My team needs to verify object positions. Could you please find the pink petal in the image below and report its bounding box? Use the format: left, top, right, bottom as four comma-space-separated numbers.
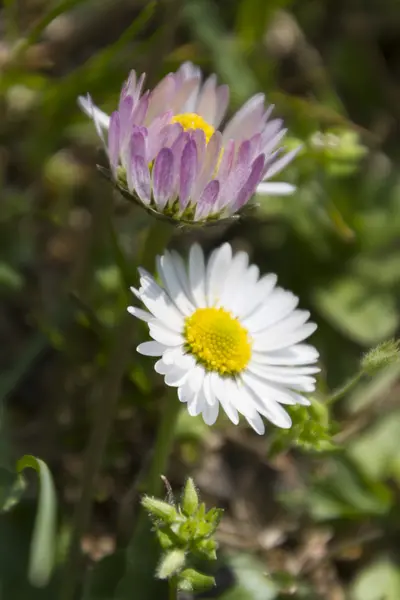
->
196, 75, 217, 124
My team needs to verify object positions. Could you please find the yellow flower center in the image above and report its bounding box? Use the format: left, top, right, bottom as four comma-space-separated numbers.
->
184, 307, 252, 376
171, 112, 215, 144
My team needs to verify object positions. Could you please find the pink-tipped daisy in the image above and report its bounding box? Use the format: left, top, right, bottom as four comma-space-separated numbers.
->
79, 62, 299, 225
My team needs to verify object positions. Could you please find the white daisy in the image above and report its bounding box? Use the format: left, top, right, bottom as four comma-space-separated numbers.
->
128, 243, 319, 434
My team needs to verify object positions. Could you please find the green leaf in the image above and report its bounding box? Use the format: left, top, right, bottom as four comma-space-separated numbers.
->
306, 458, 392, 521
350, 558, 400, 600
314, 276, 399, 346
220, 553, 278, 600
349, 410, 400, 481
0, 468, 26, 513
16, 455, 57, 588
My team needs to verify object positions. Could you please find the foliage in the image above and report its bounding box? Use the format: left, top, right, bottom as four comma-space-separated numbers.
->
1, 0, 400, 599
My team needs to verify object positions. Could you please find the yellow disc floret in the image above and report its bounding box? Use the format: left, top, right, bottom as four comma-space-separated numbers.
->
171, 113, 215, 144
184, 307, 252, 376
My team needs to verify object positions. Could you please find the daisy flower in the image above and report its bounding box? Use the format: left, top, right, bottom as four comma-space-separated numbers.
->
128, 243, 319, 434
79, 62, 299, 225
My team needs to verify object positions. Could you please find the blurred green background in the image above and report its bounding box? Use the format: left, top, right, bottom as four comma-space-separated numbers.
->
1, 0, 400, 598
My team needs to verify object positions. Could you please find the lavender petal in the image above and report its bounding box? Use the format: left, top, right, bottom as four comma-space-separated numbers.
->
128, 155, 151, 204
263, 146, 301, 180
194, 180, 220, 221
131, 91, 150, 126
153, 148, 175, 210
179, 139, 198, 211
222, 93, 265, 143
230, 154, 265, 213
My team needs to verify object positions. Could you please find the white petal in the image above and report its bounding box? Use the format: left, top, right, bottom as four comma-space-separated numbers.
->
154, 359, 171, 375
241, 379, 292, 428
157, 252, 195, 316
78, 95, 110, 130
189, 243, 207, 307
137, 341, 167, 356
170, 250, 196, 305
187, 383, 207, 416
256, 182, 296, 196
211, 374, 239, 425
239, 273, 277, 320
252, 344, 319, 366
242, 371, 311, 406
148, 323, 184, 346
253, 318, 316, 352
206, 243, 232, 306
203, 372, 216, 406
127, 306, 152, 322
232, 265, 259, 317
246, 362, 316, 388
136, 273, 183, 329
202, 399, 220, 425
218, 251, 249, 312
164, 366, 191, 387
243, 289, 298, 332
249, 362, 320, 378
245, 411, 265, 435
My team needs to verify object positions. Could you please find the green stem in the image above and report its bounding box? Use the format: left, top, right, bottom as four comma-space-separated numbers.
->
60, 217, 173, 600
326, 371, 363, 406
168, 576, 179, 600
116, 390, 181, 600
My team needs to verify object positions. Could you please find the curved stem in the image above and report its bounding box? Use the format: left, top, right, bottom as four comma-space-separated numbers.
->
326, 371, 363, 406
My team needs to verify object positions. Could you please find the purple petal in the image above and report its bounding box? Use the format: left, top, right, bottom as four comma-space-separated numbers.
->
108, 111, 120, 176
147, 110, 173, 160
119, 95, 134, 132
192, 130, 222, 201
214, 84, 230, 128
263, 146, 301, 180
179, 139, 198, 211
127, 155, 151, 204
119, 70, 136, 109
248, 133, 262, 162
153, 148, 175, 210
236, 139, 252, 168
171, 130, 190, 165
216, 138, 235, 184
130, 128, 147, 161
194, 180, 220, 221
230, 154, 265, 213
131, 91, 149, 126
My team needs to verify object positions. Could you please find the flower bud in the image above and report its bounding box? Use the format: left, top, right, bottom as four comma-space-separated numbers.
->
178, 568, 215, 592
157, 549, 186, 579
141, 496, 177, 523
181, 478, 199, 516
361, 339, 400, 375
